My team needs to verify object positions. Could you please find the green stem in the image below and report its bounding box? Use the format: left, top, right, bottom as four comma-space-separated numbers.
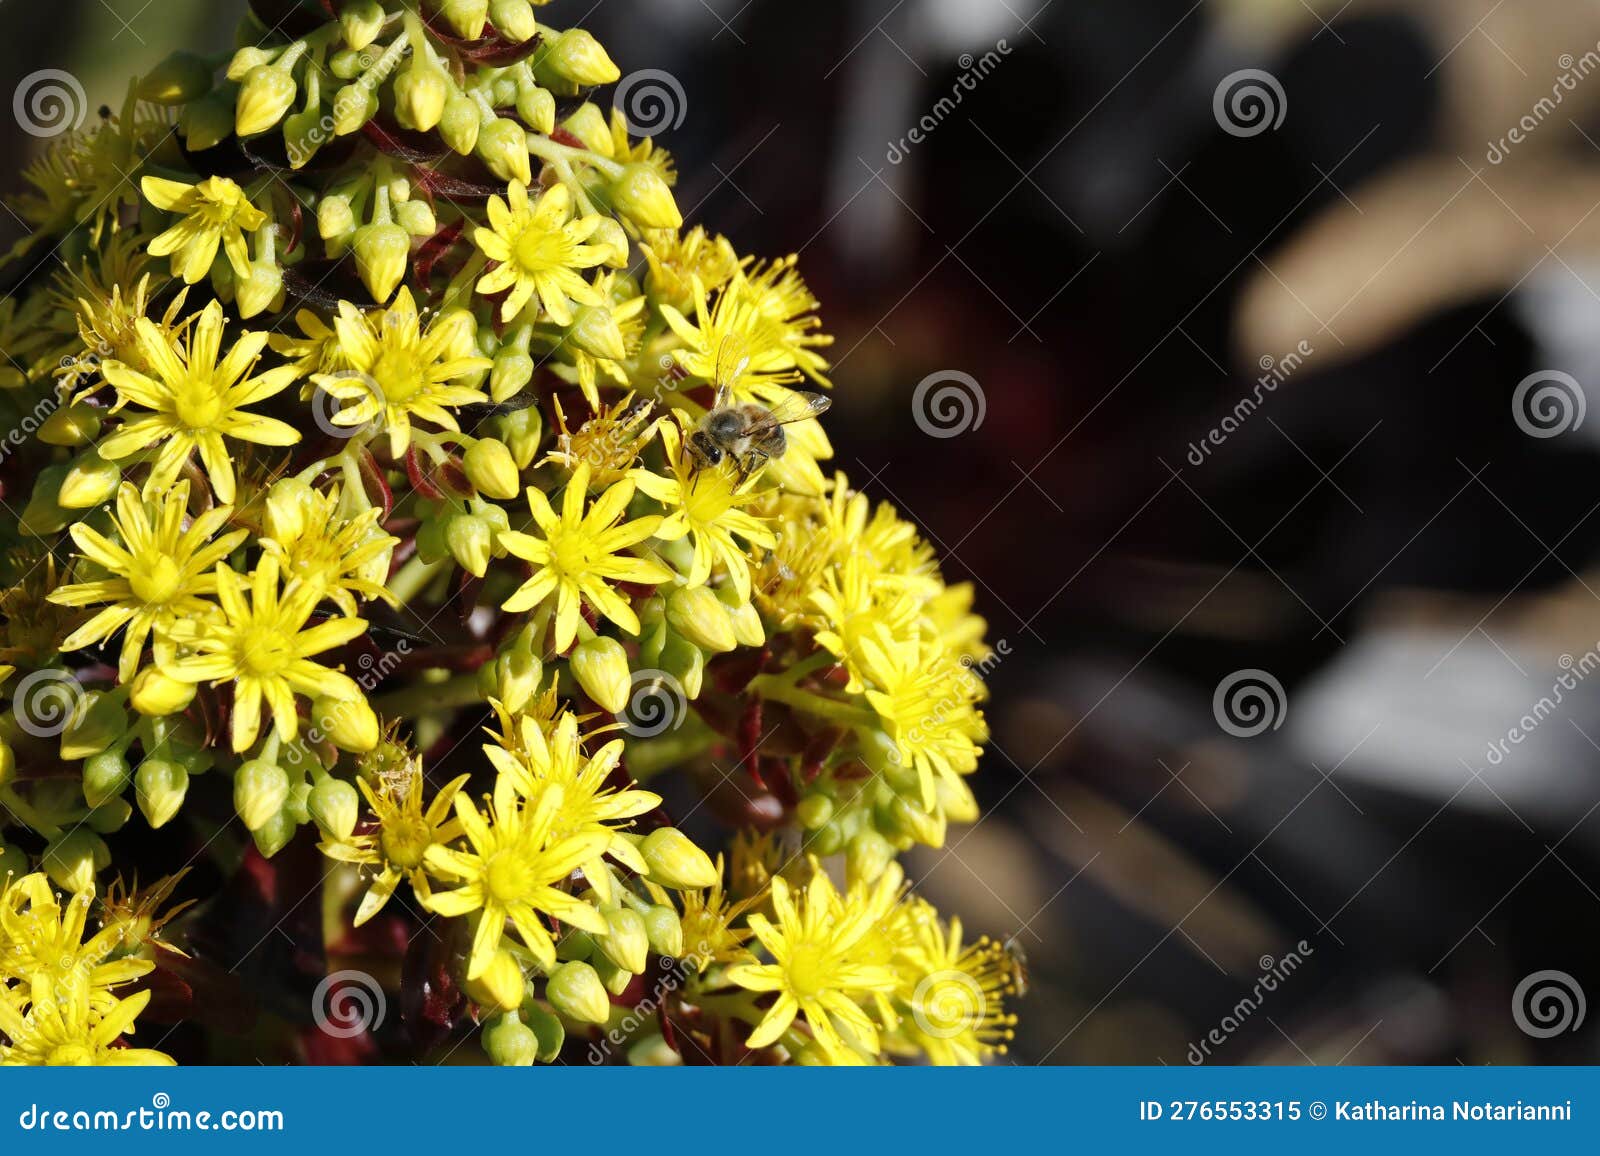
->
372, 672, 483, 717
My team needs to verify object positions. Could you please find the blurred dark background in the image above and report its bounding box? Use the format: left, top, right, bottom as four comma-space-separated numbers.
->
7, 0, 1600, 1065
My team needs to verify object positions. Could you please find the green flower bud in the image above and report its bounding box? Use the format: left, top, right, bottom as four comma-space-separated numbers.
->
492, 405, 543, 468
728, 601, 765, 648
591, 217, 630, 268
483, 1013, 539, 1066
491, 0, 538, 43
642, 904, 684, 959
487, 649, 543, 713
545, 961, 610, 1025
86, 797, 132, 835
226, 46, 276, 82
311, 692, 380, 754
252, 809, 298, 859
593, 953, 633, 996
286, 780, 313, 826
440, 92, 482, 155
237, 64, 299, 137
234, 758, 289, 832
42, 830, 109, 894
570, 636, 631, 714
179, 86, 237, 152
0, 842, 27, 883
0, 738, 13, 789
556, 928, 595, 962
568, 304, 627, 363
38, 402, 102, 447
331, 81, 379, 135
82, 749, 132, 808
338, 0, 388, 51
19, 468, 74, 537
846, 828, 895, 886
610, 164, 683, 229
352, 222, 410, 303
463, 438, 521, 500
596, 907, 649, 974
660, 635, 704, 701
60, 691, 126, 762
396, 199, 437, 237
437, 0, 490, 39
318, 194, 356, 241
560, 104, 612, 154
58, 454, 121, 509
138, 50, 215, 105
795, 792, 833, 830
394, 62, 450, 133
465, 949, 527, 1014
522, 1002, 565, 1062
667, 586, 737, 654
476, 118, 531, 185
539, 29, 621, 88
515, 82, 556, 134
446, 514, 494, 578
135, 759, 189, 830
640, 828, 718, 890
490, 346, 535, 404
309, 777, 360, 841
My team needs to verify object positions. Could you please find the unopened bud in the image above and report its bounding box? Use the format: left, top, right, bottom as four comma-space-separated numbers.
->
476, 118, 531, 185
660, 635, 705, 701
545, 961, 610, 1025
308, 777, 360, 841
42, 830, 109, 894
667, 586, 737, 654
82, 750, 132, 808
139, 50, 215, 105
234, 758, 289, 832
540, 29, 621, 88
642, 904, 683, 958
515, 82, 556, 134
236, 260, 284, 319
596, 907, 649, 974
446, 514, 494, 578
465, 949, 527, 1015
640, 828, 718, 890
312, 693, 380, 754
395, 63, 450, 133
338, 0, 387, 52
522, 1002, 565, 1062
610, 164, 682, 229
180, 88, 238, 152
60, 691, 126, 762
129, 668, 197, 717
331, 81, 379, 135
846, 828, 895, 886
39, 403, 102, 447
591, 217, 630, 268
437, 0, 490, 38
483, 1013, 539, 1066
492, 405, 543, 468
352, 222, 411, 303
561, 104, 612, 155
58, 455, 121, 509
252, 810, 298, 859
464, 438, 521, 500
491, 0, 538, 43
396, 199, 437, 237
318, 194, 356, 241
440, 92, 482, 155
568, 304, 627, 363
236, 64, 299, 137
570, 636, 631, 714
135, 759, 189, 830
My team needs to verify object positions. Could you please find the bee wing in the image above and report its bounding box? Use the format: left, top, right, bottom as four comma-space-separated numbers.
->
715, 338, 752, 392
746, 389, 832, 434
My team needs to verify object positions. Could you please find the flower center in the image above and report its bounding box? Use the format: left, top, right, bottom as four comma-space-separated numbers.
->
785, 942, 833, 999
372, 345, 426, 405
485, 850, 533, 902
514, 226, 564, 272
381, 816, 432, 870
549, 528, 593, 576
129, 555, 183, 605
240, 625, 293, 675
172, 378, 226, 429
46, 1043, 96, 1066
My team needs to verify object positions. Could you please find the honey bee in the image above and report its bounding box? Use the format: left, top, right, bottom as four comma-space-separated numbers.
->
685, 344, 831, 480
1001, 935, 1031, 997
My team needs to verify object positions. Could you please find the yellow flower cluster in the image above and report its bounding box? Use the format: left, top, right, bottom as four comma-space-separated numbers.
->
0, 3, 1015, 1067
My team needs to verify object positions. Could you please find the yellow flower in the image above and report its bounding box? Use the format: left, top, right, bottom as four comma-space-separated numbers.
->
726, 865, 902, 1060
808, 556, 921, 693
96, 300, 301, 504
141, 175, 267, 285
0, 982, 172, 1066
0, 874, 153, 1011
858, 627, 987, 812
660, 274, 800, 395
632, 420, 776, 603
498, 461, 672, 652
260, 480, 398, 615
419, 776, 610, 979
742, 255, 834, 387
267, 308, 349, 376
48, 482, 245, 682
645, 858, 758, 974
543, 393, 661, 490
639, 225, 740, 307
887, 898, 1017, 1065
568, 273, 646, 409
474, 181, 608, 325
484, 708, 660, 905
161, 556, 368, 751
312, 288, 492, 456
320, 759, 469, 926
